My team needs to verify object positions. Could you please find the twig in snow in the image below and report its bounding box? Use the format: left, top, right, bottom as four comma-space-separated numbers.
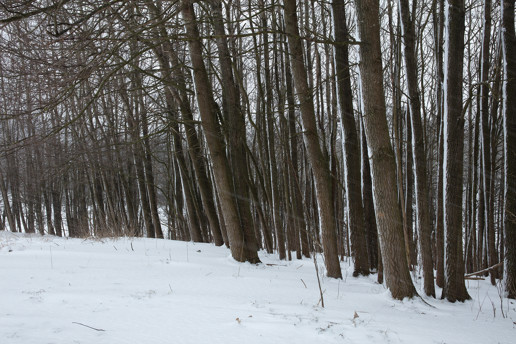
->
72, 322, 105, 332
313, 254, 325, 308
300, 279, 307, 288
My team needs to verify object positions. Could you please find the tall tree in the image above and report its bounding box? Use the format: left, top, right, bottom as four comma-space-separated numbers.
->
332, 0, 370, 276
284, 0, 342, 278
398, 0, 435, 297
502, 0, 516, 299
442, 0, 470, 302
479, 0, 497, 285
352, 0, 417, 299
180, 1, 259, 263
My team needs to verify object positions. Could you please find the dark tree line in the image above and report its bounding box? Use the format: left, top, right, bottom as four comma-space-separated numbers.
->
0, 0, 515, 300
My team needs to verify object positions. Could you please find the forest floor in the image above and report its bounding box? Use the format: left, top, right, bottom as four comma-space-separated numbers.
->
0, 230, 514, 344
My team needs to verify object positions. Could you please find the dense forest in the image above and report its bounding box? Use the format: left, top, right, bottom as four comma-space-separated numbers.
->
0, 0, 515, 302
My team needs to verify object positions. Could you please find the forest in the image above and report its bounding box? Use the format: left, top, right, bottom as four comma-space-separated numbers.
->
0, 0, 515, 304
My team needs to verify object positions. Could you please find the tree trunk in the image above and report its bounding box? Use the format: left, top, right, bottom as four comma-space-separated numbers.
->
502, 0, 516, 299
361, 118, 379, 272
479, 0, 497, 285
0, 169, 16, 232
160, 37, 225, 246
284, 0, 341, 278
442, 0, 471, 302
209, 0, 260, 262
332, 0, 370, 276
284, 40, 310, 259
353, 0, 417, 299
181, 1, 259, 263
432, 0, 445, 288
398, 0, 435, 297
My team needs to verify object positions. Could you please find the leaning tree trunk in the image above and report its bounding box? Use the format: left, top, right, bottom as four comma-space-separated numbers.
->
209, 0, 260, 262
442, 0, 471, 302
502, 0, 516, 299
164, 42, 225, 246
332, 0, 370, 277
181, 1, 259, 263
142, 0, 225, 245
352, 0, 417, 299
284, 0, 342, 278
398, 0, 435, 297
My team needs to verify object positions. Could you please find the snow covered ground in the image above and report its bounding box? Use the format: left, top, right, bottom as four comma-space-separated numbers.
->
1, 230, 514, 344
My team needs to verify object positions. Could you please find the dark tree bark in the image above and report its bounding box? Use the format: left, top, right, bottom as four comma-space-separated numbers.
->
209, 0, 260, 260
332, 0, 370, 276
181, 1, 259, 263
284, 41, 310, 259
51, 185, 63, 237
361, 118, 379, 272
479, 0, 497, 285
141, 108, 164, 239
398, 0, 435, 297
158, 34, 225, 246
441, 0, 471, 302
284, 0, 341, 278
0, 169, 16, 232
258, 2, 286, 260
353, 0, 417, 299
432, 0, 446, 287
502, 0, 516, 299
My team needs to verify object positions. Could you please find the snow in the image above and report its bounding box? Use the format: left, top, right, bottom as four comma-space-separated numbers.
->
0, 231, 514, 344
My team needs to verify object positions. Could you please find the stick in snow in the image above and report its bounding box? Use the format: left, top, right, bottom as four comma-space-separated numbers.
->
72, 322, 105, 332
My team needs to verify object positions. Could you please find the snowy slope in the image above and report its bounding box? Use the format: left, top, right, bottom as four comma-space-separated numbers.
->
0, 230, 514, 344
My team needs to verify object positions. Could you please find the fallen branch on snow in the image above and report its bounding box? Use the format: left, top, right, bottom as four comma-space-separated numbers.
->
464, 262, 503, 278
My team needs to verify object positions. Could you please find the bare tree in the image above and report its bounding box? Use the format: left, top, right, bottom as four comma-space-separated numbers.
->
284, 0, 342, 278
352, 0, 417, 299
502, 0, 516, 299
442, 0, 470, 302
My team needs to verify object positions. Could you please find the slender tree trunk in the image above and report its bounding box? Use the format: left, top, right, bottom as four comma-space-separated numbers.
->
0, 169, 16, 232
405, 109, 415, 268
361, 118, 379, 272
332, 0, 370, 276
479, 0, 497, 285
433, 0, 445, 288
259, 2, 286, 260
284, 40, 310, 259
398, 0, 435, 297
141, 108, 164, 239
160, 37, 225, 246
51, 186, 62, 237
44, 190, 55, 236
502, 0, 516, 299
284, 0, 341, 278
